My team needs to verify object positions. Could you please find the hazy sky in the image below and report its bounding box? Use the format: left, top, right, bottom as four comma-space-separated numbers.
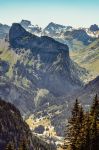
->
0, 0, 99, 28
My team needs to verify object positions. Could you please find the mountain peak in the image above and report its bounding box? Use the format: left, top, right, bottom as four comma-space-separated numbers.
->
20, 19, 31, 27
43, 22, 72, 38
89, 24, 99, 32
48, 22, 57, 26
10, 23, 27, 36
46, 22, 67, 29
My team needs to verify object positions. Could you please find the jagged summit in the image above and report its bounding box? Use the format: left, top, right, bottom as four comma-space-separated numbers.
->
45, 22, 72, 30
47, 22, 66, 28
42, 22, 72, 38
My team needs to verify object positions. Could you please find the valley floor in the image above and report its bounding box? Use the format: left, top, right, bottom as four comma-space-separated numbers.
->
26, 114, 70, 149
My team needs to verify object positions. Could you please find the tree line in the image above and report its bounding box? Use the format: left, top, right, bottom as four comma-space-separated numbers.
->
64, 94, 99, 150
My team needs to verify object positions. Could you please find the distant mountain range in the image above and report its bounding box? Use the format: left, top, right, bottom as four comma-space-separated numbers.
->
0, 20, 99, 51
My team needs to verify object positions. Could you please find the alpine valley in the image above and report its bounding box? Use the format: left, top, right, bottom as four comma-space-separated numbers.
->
0, 20, 99, 149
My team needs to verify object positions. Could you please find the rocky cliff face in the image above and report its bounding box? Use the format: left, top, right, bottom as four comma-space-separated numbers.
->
9, 23, 83, 93
0, 24, 85, 114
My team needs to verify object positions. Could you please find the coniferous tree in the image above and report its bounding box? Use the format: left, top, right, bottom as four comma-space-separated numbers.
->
68, 99, 81, 150
76, 106, 84, 149
63, 123, 69, 150
83, 112, 91, 150
90, 94, 99, 116
91, 114, 98, 150
78, 106, 84, 128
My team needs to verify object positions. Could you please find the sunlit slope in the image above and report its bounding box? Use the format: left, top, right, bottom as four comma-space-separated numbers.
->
70, 38, 99, 79
0, 40, 32, 87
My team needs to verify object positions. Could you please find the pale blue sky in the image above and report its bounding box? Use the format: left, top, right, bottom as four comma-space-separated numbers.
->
0, 0, 99, 27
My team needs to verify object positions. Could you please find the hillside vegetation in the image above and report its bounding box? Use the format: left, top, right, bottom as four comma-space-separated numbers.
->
70, 38, 99, 82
